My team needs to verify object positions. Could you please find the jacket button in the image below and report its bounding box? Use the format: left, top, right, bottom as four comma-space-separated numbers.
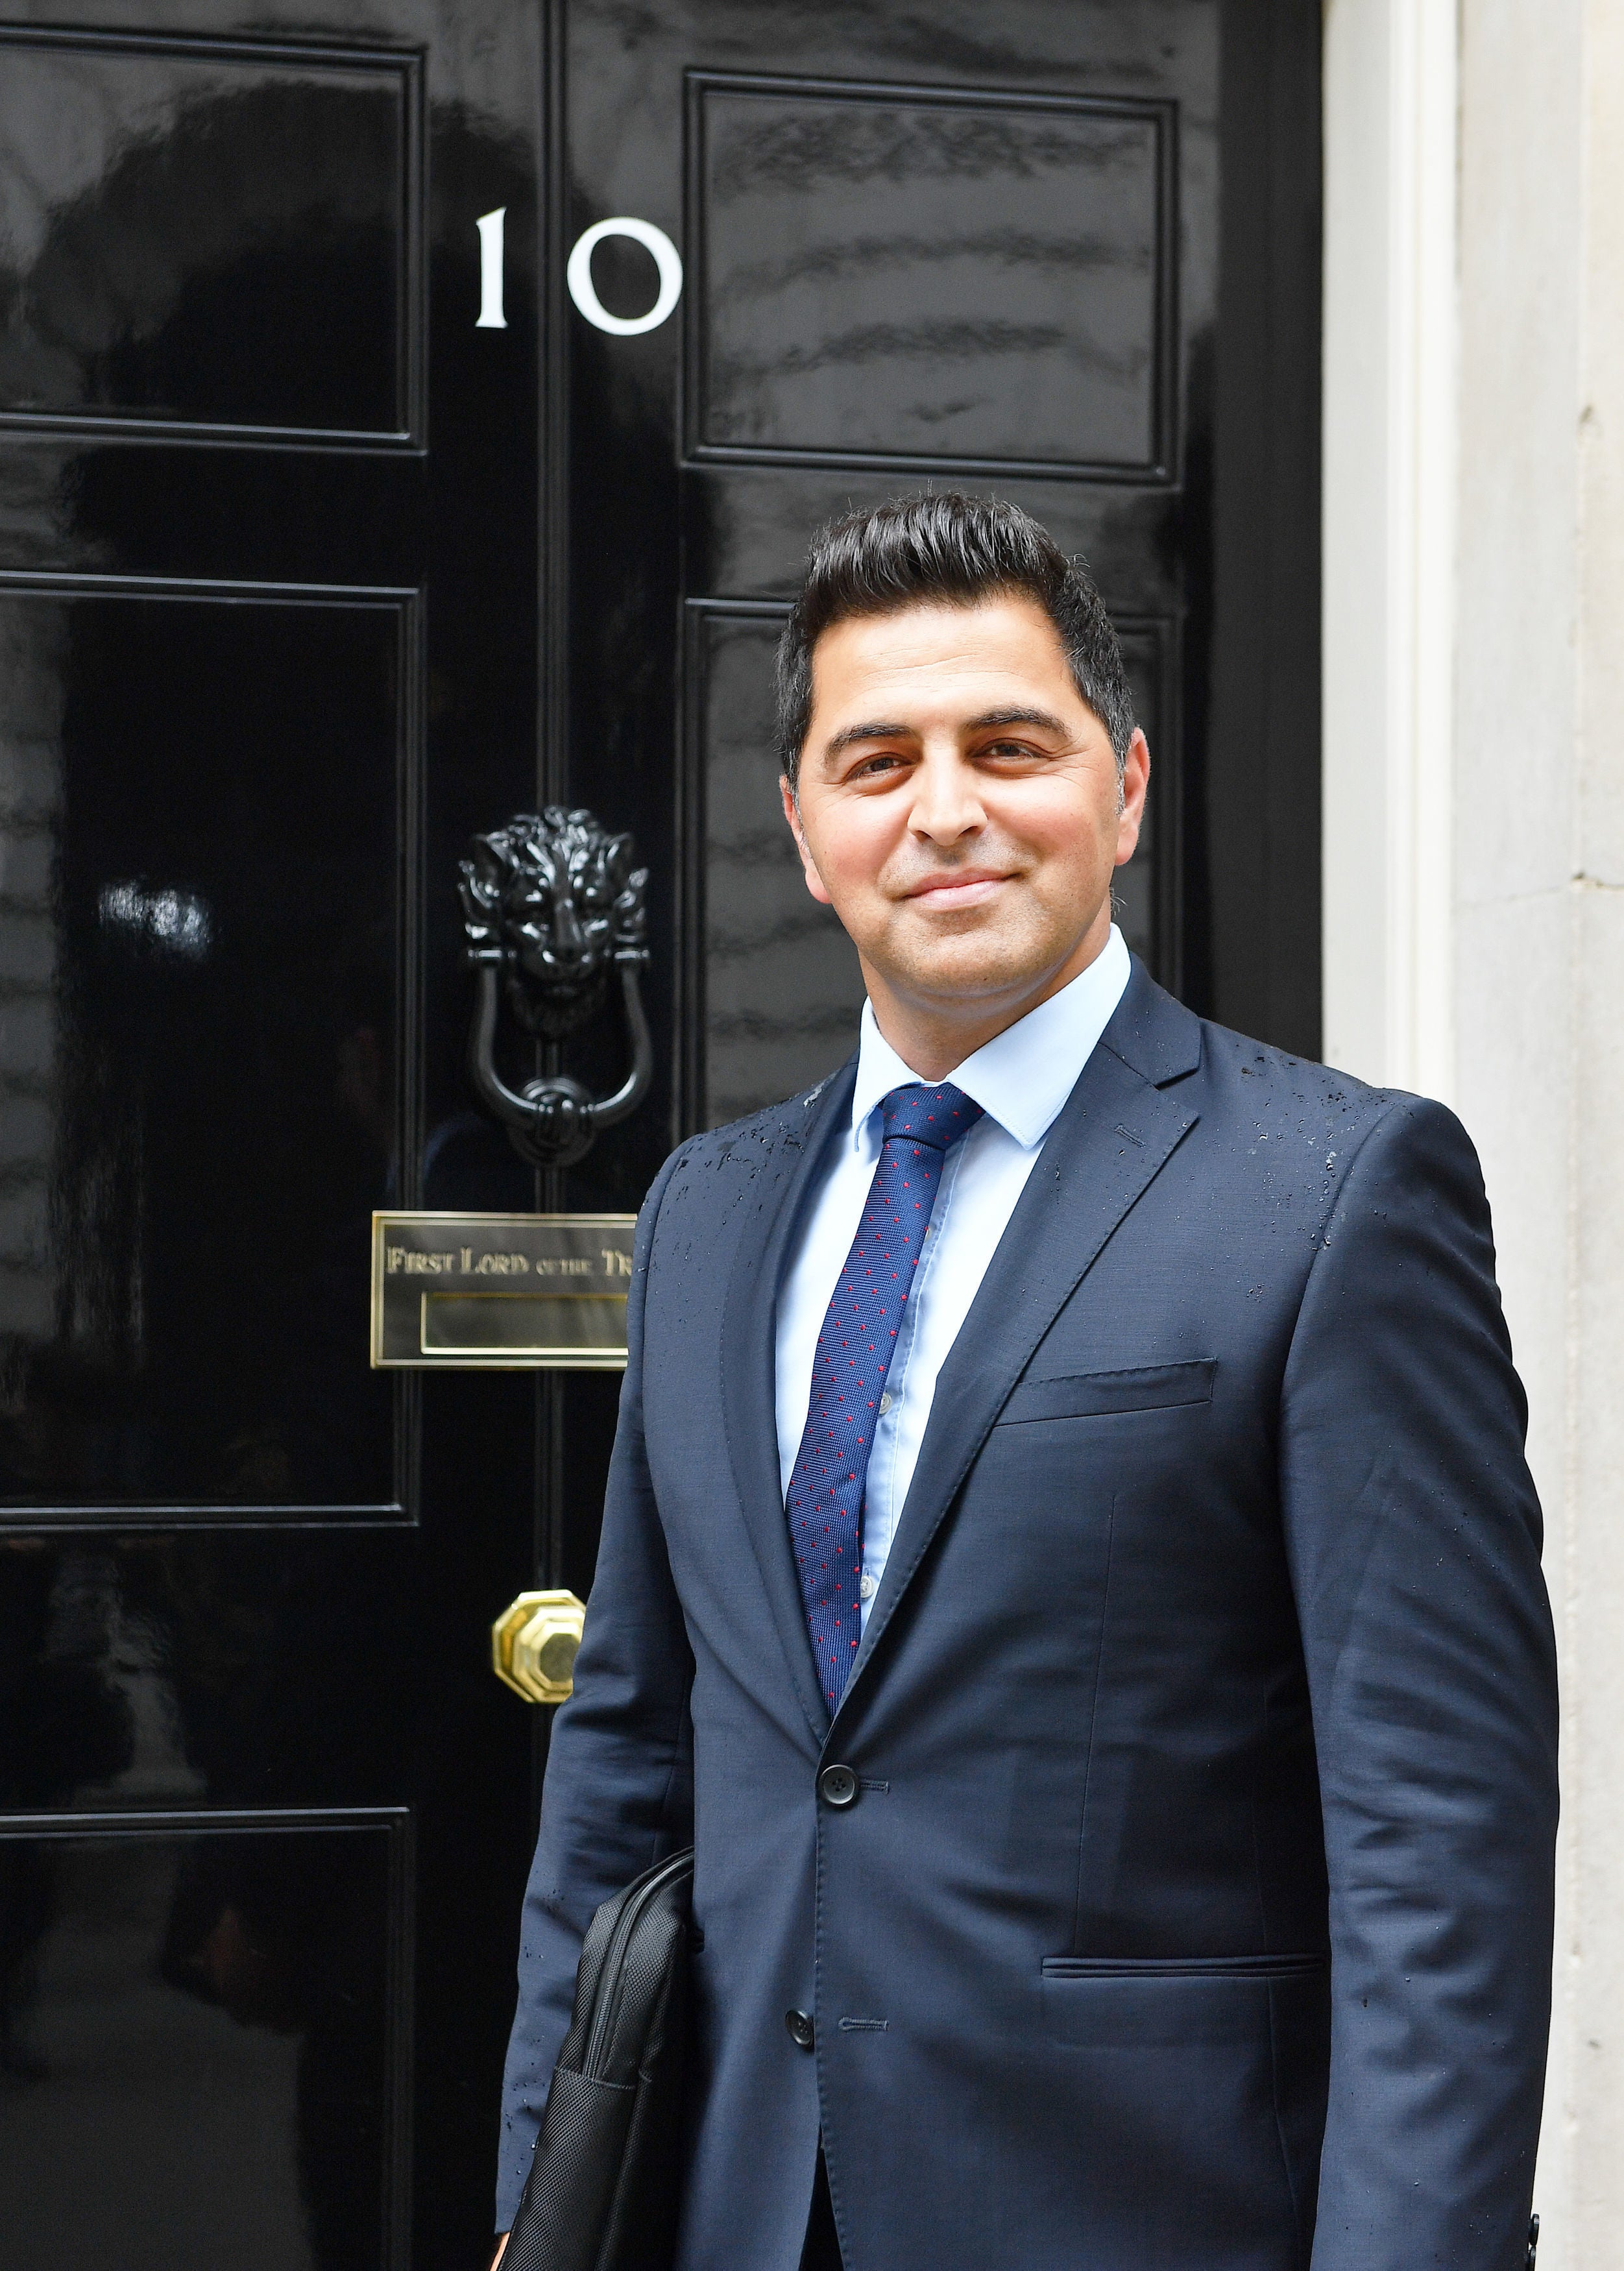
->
819, 1763, 858, 1808
785, 2008, 815, 2050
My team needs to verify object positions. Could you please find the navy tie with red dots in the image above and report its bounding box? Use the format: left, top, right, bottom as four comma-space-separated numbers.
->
786, 1082, 984, 1709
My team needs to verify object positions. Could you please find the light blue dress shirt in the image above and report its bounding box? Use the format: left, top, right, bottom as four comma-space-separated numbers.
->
774, 925, 1132, 1627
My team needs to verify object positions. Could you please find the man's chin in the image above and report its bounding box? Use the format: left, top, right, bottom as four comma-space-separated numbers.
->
882, 943, 1074, 1011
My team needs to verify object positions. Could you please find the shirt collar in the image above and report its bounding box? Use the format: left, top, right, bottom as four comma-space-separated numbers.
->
849, 924, 1133, 1152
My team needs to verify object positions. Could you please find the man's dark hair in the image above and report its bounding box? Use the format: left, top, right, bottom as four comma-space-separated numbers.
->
774, 492, 1135, 788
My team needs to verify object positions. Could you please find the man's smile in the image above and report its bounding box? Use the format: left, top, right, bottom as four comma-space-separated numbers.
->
899, 868, 1015, 910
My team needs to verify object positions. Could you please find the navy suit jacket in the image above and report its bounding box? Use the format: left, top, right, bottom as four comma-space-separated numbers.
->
498, 962, 1558, 2271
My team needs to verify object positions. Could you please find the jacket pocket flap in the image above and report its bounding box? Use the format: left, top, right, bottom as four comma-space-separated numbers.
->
1000, 1358, 1216, 1425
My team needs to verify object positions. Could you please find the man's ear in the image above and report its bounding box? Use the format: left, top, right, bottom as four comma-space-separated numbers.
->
781, 775, 834, 906
1113, 729, 1151, 868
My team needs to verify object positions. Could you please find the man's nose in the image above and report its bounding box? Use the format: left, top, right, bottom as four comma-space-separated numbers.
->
908, 752, 986, 841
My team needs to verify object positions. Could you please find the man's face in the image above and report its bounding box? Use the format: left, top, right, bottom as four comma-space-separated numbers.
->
782, 596, 1149, 1032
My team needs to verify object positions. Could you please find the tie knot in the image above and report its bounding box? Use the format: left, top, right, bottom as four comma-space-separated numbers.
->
879, 1081, 984, 1152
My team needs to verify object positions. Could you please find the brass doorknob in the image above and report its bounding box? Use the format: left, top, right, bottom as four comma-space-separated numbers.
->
492, 1590, 587, 1704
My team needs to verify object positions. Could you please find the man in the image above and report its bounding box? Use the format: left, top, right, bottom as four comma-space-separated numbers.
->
496, 494, 1558, 2269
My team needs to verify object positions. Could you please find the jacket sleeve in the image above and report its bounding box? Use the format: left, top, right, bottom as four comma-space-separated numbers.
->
1279, 1095, 1558, 2271
494, 1139, 697, 2231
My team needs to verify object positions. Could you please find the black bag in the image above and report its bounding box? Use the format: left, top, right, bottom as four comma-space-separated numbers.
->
504, 1846, 694, 2271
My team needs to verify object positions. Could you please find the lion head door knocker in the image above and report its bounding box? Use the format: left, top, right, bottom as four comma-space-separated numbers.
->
457, 807, 651, 1168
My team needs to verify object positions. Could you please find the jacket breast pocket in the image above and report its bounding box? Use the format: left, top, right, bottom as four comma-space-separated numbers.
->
998, 1358, 1216, 1427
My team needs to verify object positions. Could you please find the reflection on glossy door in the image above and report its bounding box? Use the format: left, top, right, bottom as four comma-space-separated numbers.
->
0, 1817, 400, 2270
0, 28, 420, 443
0, 587, 400, 1512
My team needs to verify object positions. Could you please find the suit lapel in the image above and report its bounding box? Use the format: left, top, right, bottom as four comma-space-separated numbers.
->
835, 968, 1202, 1716
719, 1057, 856, 1747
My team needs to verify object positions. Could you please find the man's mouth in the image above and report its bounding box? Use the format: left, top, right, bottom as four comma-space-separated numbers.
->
902, 869, 1012, 910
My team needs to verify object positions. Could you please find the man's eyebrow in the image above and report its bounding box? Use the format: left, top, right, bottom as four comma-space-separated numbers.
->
819, 706, 1069, 760
821, 721, 913, 758
966, 706, 1069, 735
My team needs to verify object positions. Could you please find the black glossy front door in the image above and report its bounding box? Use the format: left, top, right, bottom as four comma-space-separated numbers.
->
0, 3, 1318, 2265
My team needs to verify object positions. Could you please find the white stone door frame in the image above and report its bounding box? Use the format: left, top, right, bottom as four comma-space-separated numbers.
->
1322, 5, 1624, 2262
1322, 0, 1457, 1104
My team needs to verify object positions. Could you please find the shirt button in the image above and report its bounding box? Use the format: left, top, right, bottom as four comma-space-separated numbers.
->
785, 2008, 815, 2050
819, 1763, 858, 1808
878, 1391, 893, 1415
859, 1572, 877, 1600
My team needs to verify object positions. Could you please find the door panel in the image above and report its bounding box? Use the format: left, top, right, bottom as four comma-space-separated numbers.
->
0, 27, 420, 443
686, 73, 1174, 478
0, 1812, 404, 2271
0, 581, 404, 1514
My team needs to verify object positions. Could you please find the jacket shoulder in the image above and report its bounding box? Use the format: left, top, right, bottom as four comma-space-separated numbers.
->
1187, 1014, 1490, 1203
1196, 1016, 1388, 1116
1109, 962, 1399, 1143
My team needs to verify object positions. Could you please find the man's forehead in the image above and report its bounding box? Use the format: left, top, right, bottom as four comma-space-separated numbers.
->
809, 597, 1078, 718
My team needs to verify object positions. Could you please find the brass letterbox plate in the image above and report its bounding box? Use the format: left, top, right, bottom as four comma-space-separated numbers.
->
370, 1213, 635, 1370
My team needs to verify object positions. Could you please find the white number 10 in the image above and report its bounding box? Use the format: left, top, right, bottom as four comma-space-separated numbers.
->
476, 207, 684, 337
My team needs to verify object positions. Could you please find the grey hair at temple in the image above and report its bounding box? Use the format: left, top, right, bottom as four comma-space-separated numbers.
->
773, 491, 1137, 790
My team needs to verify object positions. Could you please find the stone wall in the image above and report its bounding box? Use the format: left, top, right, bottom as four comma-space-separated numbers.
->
1324, 1, 1624, 2255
